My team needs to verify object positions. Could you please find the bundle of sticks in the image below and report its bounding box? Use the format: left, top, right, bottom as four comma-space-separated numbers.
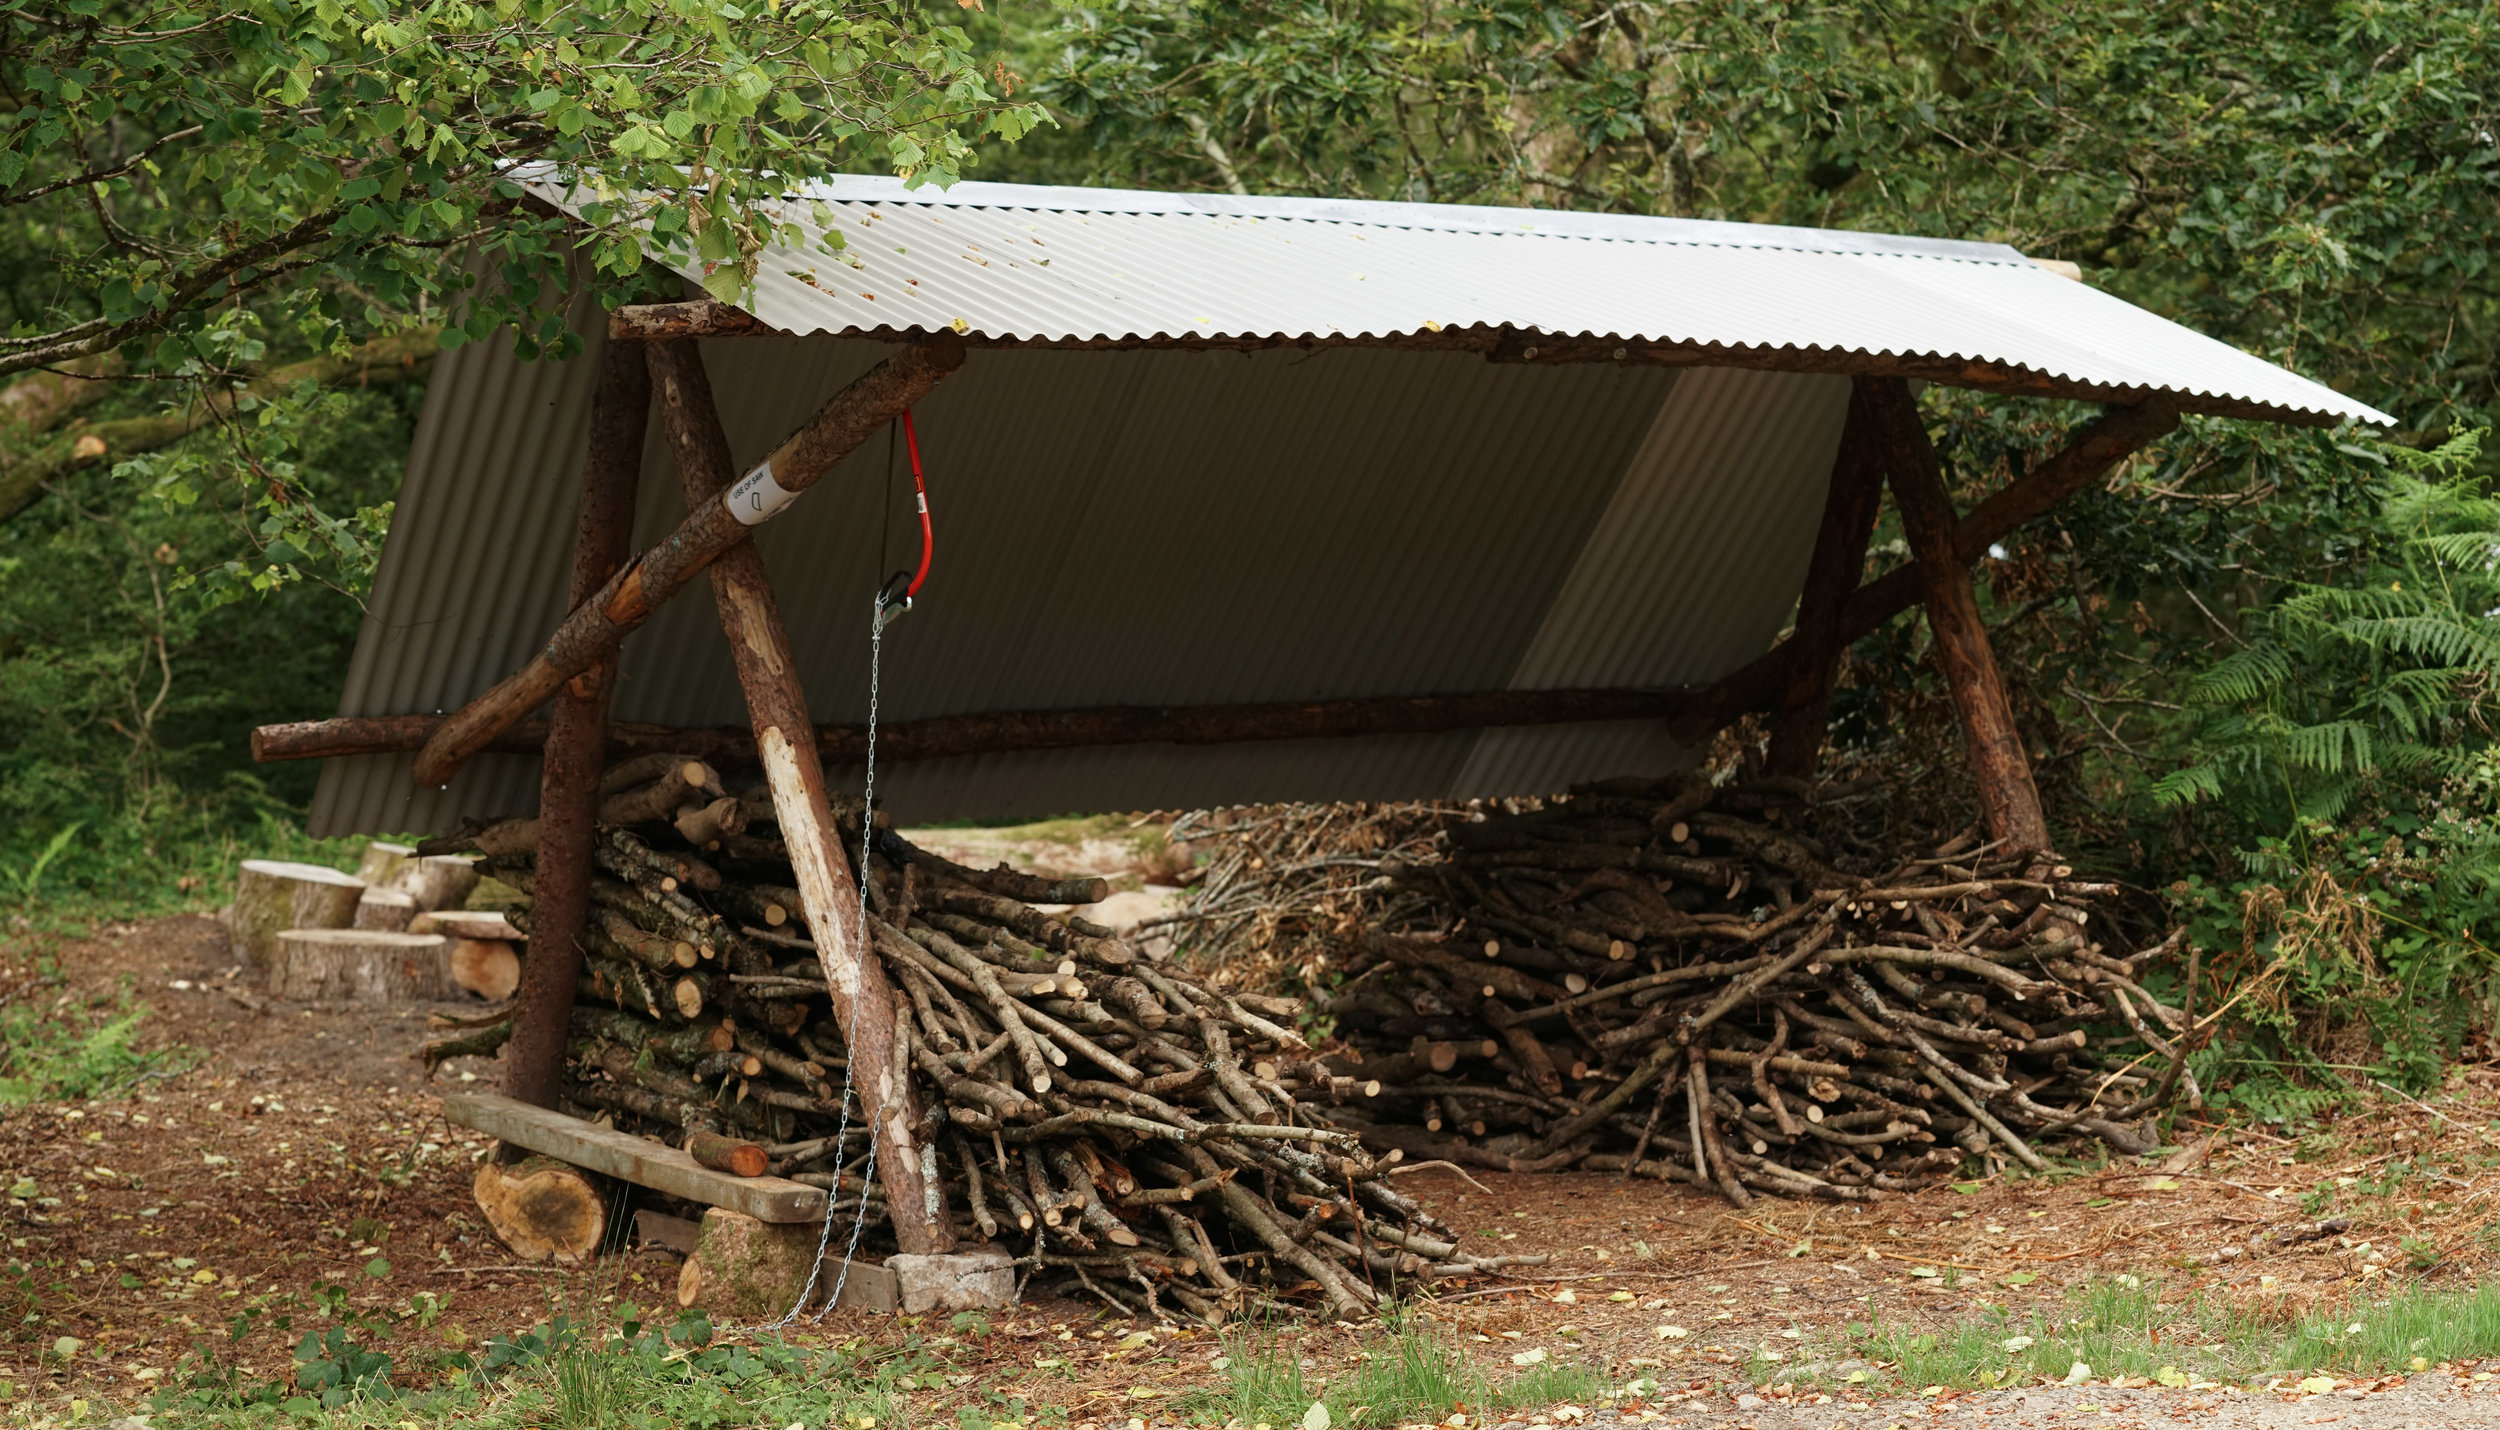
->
425, 755, 1538, 1321
1315, 775, 2197, 1204
1147, 802, 1461, 992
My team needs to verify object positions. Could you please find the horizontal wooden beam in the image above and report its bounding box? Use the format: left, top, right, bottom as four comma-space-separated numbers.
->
268, 395, 2179, 783
443, 1091, 828, 1222
258, 686, 1709, 770
609, 300, 2337, 428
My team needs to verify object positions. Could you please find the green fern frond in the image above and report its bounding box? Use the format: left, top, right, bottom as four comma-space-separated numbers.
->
2185, 644, 2293, 706
2152, 763, 2225, 807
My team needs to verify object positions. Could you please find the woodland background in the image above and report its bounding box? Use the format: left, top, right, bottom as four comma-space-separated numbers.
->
0, 0, 2494, 1114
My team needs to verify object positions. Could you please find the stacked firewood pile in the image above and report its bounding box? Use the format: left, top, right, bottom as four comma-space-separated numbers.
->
1310, 776, 2196, 1204
424, 755, 1539, 1322
1149, 802, 1460, 991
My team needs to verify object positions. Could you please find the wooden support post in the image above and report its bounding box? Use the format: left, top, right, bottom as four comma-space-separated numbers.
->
644, 338, 953, 1255
1766, 379, 1887, 780
1665, 395, 2180, 746
1866, 378, 2051, 852
505, 339, 648, 1108
413, 332, 967, 789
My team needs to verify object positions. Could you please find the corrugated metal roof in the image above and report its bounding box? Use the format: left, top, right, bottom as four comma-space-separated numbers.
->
310, 179, 2388, 834
519, 172, 2390, 428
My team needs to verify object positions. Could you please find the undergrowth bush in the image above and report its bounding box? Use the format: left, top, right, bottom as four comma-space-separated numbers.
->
2148, 431, 2500, 1099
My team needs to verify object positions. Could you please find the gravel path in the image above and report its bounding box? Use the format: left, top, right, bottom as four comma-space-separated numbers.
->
1481, 1373, 2500, 1427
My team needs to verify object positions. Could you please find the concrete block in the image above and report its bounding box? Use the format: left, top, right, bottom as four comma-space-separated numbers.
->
887, 1248, 1016, 1312
825, 1258, 900, 1313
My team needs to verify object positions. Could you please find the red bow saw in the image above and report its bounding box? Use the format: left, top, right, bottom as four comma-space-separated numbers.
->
874, 409, 933, 631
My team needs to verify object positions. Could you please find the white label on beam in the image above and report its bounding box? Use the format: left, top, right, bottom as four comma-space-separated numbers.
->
726, 459, 800, 526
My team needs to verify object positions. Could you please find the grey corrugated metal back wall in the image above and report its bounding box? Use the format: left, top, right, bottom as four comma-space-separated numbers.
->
313, 318, 1845, 834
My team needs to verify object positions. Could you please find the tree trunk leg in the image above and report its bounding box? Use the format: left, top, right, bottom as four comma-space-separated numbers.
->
505, 339, 649, 1108
645, 338, 953, 1255
1767, 379, 1887, 781
1867, 378, 2051, 852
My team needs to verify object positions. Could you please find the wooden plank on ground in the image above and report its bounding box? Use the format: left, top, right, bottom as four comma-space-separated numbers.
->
444, 1092, 828, 1223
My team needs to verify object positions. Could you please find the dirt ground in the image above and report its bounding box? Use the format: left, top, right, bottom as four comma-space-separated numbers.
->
7, 913, 2500, 1428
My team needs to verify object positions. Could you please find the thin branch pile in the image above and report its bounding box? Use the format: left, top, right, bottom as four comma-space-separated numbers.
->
427, 756, 1538, 1322
1314, 776, 2198, 1204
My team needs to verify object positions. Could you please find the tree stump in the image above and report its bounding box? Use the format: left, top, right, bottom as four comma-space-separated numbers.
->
415, 910, 521, 941
355, 841, 416, 887
674, 1208, 821, 1321
394, 854, 479, 913
268, 929, 450, 1002
354, 887, 417, 932
449, 939, 522, 1001
472, 1153, 604, 1263
231, 860, 366, 969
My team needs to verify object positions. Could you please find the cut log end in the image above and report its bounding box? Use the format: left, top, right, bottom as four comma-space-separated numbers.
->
473, 1154, 604, 1263
686, 1131, 770, 1178
450, 938, 522, 1001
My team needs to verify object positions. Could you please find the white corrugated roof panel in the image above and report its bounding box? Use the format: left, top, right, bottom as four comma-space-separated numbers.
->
306, 179, 2387, 834
521, 172, 2387, 427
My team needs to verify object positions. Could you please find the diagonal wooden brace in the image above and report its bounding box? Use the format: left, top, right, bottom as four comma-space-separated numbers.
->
1670, 394, 2179, 745
411, 332, 966, 788
645, 337, 952, 1255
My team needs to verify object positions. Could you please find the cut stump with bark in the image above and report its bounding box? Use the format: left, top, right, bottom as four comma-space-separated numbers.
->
356, 841, 416, 887
450, 939, 522, 1001
355, 888, 417, 932
675, 1208, 821, 1320
393, 854, 480, 913
231, 860, 366, 968
268, 929, 450, 1002
473, 1152, 605, 1263
416, 910, 522, 941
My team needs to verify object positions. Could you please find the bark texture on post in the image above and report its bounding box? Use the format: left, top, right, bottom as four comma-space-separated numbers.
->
412, 332, 967, 789
645, 338, 952, 1255
1766, 378, 1888, 780
505, 338, 649, 1109
1867, 378, 2051, 852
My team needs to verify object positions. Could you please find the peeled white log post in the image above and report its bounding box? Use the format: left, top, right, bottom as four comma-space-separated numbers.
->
411, 333, 967, 789
230, 860, 366, 968
268, 929, 450, 1002
354, 887, 417, 932
645, 336, 950, 1255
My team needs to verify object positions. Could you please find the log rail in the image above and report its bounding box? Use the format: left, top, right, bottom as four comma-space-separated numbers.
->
261, 394, 2177, 777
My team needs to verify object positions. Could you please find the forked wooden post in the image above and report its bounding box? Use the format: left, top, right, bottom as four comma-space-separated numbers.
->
1766, 379, 1887, 780
644, 338, 953, 1255
1867, 378, 2051, 852
506, 338, 649, 1108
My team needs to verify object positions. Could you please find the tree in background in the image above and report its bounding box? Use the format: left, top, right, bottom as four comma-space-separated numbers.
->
1000, 0, 2500, 1091
0, 0, 1040, 908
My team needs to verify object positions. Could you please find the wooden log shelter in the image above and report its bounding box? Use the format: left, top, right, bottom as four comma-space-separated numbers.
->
267, 175, 2387, 1256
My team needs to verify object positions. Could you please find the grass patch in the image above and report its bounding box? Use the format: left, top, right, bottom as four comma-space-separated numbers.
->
0, 981, 186, 1105
1188, 1305, 1610, 1428
1841, 1275, 2500, 1392
150, 1306, 937, 1429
